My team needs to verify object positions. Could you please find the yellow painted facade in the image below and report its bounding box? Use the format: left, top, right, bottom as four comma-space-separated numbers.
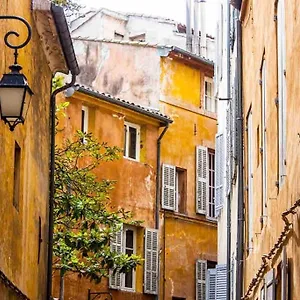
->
241, 0, 300, 298
0, 2, 51, 300
159, 56, 217, 300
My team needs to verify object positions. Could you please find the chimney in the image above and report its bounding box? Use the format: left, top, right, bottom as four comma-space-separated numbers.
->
194, 0, 200, 55
186, 0, 193, 52
199, 0, 207, 57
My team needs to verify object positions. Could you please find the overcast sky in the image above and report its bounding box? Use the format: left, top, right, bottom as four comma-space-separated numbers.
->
80, 0, 220, 35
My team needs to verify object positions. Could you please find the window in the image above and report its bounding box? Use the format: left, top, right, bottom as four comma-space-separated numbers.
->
13, 142, 21, 209
144, 229, 159, 295
204, 77, 216, 113
196, 146, 216, 219
129, 33, 146, 42
81, 106, 88, 143
124, 122, 140, 161
246, 110, 254, 252
276, 0, 287, 185
109, 225, 137, 291
261, 60, 267, 227
196, 260, 207, 300
162, 164, 187, 213
176, 168, 187, 214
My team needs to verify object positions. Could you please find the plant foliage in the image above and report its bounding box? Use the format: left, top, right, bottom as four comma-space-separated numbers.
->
53, 131, 142, 282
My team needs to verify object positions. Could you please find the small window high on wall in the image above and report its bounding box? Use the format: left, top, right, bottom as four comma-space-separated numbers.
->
204, 77, 216, 113
81, 106, 89, 143
124, 122, 140, 161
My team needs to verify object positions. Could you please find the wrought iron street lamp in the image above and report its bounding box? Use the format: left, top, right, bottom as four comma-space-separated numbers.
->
0, 16, 33, 131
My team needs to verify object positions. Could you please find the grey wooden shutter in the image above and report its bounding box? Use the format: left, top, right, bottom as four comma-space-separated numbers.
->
144, 229, 159, 295
215, 133, 224, 217
196, 146, 208, 214
109, 225, 123, 289
196, 260, 207, 300
265, 269, 275, 300
226, 104, 232, 195
206, 268, 216, 300
162, 164, 176, 210
215, 264, 227, 300
281, 247, 288, 300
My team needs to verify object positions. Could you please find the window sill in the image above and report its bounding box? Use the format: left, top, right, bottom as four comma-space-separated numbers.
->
123, 156, 140, 163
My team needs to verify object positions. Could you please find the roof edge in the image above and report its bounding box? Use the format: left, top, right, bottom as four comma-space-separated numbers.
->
76, 85, 173, 125
51, 4, 80, 75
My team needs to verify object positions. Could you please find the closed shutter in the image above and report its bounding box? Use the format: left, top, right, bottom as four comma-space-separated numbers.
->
162, 164, 176, 210
206, 268, 216, 300
109, 225, 123, 289
215, 264, 227, 300
196, 260, 207, 300
226, 104, 232, 195
281, 247, 288, 300
215, 133, 225, 217
196, 146, 208, 214
144, 229, 159, 295
265, 269, 275, 300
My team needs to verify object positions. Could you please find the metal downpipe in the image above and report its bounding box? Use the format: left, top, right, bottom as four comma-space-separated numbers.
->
47, 74, 77, 300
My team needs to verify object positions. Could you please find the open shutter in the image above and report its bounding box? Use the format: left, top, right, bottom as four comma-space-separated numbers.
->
196, 260, 207, 300
206, 268, 216, 300
226, 104, 232, 195
215, 264, 227, 300
265, 269, 275, 300
215, 133, 225, 217
109, 225, 123, 289
162, 164, 176, 210
144, 229, 159, 295
196, 146, 208, 214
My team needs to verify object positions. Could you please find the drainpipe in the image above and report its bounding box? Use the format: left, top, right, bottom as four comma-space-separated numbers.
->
235, 18, 244, 300
155, 124, 169, 300
199, 0, 207, 57
226, 1, 231, 299
47, 74, 77, 300
194, 0, 200, 55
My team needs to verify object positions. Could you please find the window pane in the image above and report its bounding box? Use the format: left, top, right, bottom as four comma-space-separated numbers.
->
81, 109, 85, 132
125, 270, 133, 288
128, 127, 137, 159
126, 230, 134, 249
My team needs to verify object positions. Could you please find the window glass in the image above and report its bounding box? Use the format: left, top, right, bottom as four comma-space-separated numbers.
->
128, 127, 137, 159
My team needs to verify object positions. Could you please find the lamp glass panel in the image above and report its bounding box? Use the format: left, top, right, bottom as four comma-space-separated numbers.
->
0, 87, 25, 119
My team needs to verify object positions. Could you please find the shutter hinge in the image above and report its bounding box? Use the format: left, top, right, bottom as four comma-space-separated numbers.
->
274, 97, 279, 106
245, 186, 249, 191
245, 126, 248, 132
274, 15, 277, 21
259, 79, 262, 85
275, 180, 279, 188
260, 147, 263, 154
284, 69, 287, 76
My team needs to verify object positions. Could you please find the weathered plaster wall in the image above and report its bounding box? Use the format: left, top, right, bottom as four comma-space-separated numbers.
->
0, 0, 52, 298
242, 0, 300, 298
54, 91, 162, 299
159, 57, 217, 299
74, 40, 161, 108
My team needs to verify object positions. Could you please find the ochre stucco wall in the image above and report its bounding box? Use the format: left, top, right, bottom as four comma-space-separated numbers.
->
242, 0, 300, 298
159, 57, 217, 300
54, 92, 162, 299
0, 0, 53, 299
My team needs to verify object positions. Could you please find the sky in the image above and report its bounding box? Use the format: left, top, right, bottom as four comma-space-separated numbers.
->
80, 0, 220, 35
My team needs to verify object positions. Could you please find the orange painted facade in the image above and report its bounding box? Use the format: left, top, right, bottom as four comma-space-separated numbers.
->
55, 43, 217, 300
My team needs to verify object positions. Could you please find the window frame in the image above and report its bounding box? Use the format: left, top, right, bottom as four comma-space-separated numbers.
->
121, 226, 137, 291
203, 77, 216, 113
124, 121, 141, 162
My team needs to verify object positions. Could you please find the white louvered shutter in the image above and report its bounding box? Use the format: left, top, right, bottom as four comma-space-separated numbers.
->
196, 146, 208, 214
215, 264, 227, 300
162, 164, 176, 210
144, 229, 159, 295
196, 260, 207, 300
206, 268, 216, 300
215, 133, 225, 217
109, 225, 123, 289
265, 269, 275, 300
